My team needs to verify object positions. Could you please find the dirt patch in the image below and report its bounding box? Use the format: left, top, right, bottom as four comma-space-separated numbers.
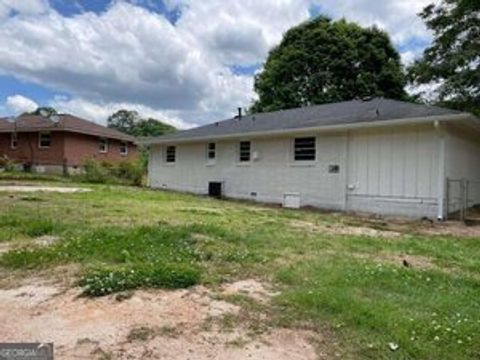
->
0, 242, 11, 255
290, 220, 401, 238
353, 252, 437, 270
34, 235, 61, 247
0, 236, 61, 256
0, 185, 90, 193
0, 280, 318, 360
221, 279, 279, 302
417, 221, 480, 237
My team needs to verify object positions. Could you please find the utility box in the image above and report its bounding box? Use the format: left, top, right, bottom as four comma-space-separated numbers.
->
208, 182, 223, 198
283, 192, 301, 209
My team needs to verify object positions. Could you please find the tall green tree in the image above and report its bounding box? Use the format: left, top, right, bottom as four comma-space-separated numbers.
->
251, 17, 407, 113
107, 110, 140, 135
107, 110, 176, 137
131, 118, 176, 137
409, 0, 479, 115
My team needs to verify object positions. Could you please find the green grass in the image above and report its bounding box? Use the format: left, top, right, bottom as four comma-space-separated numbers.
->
0, 177, 479, 359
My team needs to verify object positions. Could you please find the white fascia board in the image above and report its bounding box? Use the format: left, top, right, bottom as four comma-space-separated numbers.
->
141, 113, 473, 145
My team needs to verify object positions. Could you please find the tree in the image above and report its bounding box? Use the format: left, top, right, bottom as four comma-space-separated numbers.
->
131, 118, 176, 137
408, 0, 479, 116
251, 16, 407, 113
107, 110, 176, 137
107, 110, 140, 135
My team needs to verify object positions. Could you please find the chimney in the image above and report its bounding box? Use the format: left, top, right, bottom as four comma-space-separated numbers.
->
238, 107, 242, 120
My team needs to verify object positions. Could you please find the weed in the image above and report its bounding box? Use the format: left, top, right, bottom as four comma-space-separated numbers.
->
80, 263, 200, 296
127, 326, 155, 342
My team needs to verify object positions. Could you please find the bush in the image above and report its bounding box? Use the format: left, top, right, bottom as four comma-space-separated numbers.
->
114, 161, 144, 186
82, 158, 144, 186
83, 158, 111, 183
80, 263, 201, 296
0, 155, 17, 172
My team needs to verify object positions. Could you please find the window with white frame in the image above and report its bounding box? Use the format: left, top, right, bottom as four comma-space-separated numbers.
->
207, 142, 216, 161
38, 132, 51, 148
120, 142, 128, 156
294, 137, 316, 161
166, 145, 176, 163
239, 141, 251, 162
11, 133, 18, 149
99, 138, 108, 153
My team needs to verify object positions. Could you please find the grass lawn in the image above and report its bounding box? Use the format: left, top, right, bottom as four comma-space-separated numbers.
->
0, 178, 479, 359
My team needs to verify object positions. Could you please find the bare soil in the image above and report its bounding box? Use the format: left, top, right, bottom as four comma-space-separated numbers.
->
0, 279, 318, 360
291, 218, 480, 238
0, 185, 90, 193
290, 220, 402, 238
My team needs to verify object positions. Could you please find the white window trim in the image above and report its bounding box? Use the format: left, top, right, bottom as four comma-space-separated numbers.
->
237, 140, 252, 165
10, 132, 18, 149
289, 136, 317, 166
38, 131, 51, 149
99, 138, 109, 153
120, 142, 128, 156
206, 142, 216, 166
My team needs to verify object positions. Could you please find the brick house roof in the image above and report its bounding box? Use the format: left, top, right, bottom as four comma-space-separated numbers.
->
0, 114, 135, 143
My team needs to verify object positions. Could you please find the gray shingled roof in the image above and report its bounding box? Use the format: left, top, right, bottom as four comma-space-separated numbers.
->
146, 98, 464, 144
0, 114, 136, 142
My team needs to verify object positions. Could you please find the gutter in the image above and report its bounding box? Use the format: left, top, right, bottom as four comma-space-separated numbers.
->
434, 120, 446, 221
140, 113, 472, 145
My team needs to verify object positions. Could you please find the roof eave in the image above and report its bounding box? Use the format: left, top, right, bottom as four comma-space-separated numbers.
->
0, 126, 136, 143
141, 113, 472, 145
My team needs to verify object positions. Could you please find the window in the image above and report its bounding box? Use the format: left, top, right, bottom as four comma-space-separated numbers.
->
39, 132, 51, 148
166, 145, 176, 163
239, 141, 251, 162
294, 137, 316, 161
207, 142, 216, 160
11, 133, 18, 149
120, 142, 128, 156
99, 138, 108, 153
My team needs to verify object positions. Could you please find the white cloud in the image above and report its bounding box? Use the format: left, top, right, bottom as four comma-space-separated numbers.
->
174, 0, 310, 65
50, 96, 195, 129
0, 1, 278, 123
5, 94, 38, 114
0, 0, 49, 19
314, 0, 435, 46
0, 0, 436, 125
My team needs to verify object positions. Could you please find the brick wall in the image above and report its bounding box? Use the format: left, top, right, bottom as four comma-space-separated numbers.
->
0, 131, 137, 167
0, 131, 65, 165
63, 132, 138, 166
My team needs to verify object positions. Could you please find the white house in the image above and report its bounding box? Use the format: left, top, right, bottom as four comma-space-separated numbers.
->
145, 98, 480, 219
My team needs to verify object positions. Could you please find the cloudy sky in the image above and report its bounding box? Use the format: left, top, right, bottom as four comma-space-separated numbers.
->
0, 0, 435, 128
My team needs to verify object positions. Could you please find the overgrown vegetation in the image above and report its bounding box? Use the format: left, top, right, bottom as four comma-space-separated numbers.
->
82, 158, 144, 186
0, 155, 17, 172
0, 181, 479, 359
0, 158, 145, 186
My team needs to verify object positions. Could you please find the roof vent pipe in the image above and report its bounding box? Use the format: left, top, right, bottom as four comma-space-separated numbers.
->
238, 107, 242, 120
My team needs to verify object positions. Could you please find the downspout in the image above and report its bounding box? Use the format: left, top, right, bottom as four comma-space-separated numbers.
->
434, 120, 446, 221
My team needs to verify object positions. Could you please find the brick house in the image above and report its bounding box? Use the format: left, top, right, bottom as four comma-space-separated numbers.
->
0, 114, 137, 174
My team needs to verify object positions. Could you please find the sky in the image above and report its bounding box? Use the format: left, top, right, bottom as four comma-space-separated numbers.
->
0, 0, 435, 128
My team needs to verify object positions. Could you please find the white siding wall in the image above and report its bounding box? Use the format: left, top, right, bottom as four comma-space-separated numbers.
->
149, 133, 348, 210
445, 125, 480, 210
346, 124, 440, 218
149, 124, 445, 218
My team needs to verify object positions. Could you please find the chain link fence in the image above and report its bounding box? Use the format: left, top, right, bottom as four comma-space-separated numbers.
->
446, 178, 480, 221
